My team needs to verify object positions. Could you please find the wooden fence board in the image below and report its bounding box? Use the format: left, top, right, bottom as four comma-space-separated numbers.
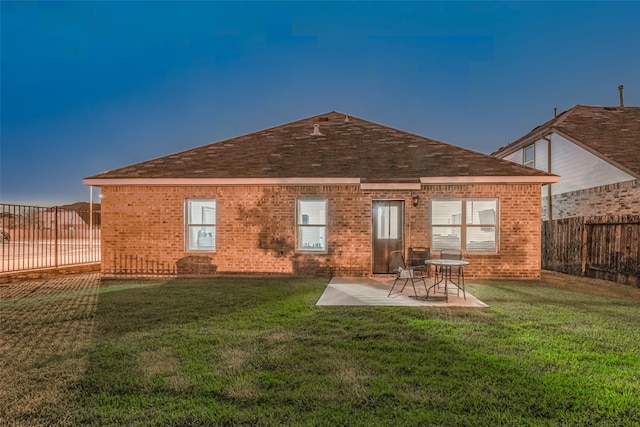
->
542, 217, 583, 275
543, 215, 640, 287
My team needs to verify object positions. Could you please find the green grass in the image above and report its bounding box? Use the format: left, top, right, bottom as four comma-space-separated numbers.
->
1, 272, 640, 426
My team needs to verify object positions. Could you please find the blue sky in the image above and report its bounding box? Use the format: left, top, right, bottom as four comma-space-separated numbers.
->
2, 1, 639, 206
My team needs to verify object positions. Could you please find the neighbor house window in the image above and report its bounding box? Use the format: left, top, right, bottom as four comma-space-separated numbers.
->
186, 199, 216, 251
432, 199, 497, 252
297, 199, 327, 252
523, 144, 535, 168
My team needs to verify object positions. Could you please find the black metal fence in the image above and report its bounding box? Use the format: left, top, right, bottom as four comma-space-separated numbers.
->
1, 203, 100, 273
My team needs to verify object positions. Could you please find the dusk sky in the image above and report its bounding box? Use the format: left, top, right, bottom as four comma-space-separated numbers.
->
1, 1, 639, 207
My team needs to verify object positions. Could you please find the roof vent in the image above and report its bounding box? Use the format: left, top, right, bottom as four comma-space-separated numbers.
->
344, 113, 350, 123
311, 124, 323, 136
618, 85, 624, 107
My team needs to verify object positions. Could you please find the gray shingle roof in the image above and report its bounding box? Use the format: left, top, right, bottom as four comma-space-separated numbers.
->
493, 105, 640, 178
85, 111, 555, 183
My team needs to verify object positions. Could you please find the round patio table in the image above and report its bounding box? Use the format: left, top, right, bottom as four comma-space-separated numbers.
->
424, 259, 469, 302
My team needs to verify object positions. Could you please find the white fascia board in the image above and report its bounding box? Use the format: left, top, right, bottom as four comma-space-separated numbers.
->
493, 128, 554, 158
360, 183, 422, 190
82, 177, 362, 186
420, 176, 560, 184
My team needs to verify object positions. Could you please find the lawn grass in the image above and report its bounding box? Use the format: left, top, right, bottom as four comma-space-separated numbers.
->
1, 272, 639, 426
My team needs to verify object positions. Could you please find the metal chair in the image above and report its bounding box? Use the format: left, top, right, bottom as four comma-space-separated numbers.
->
388, 250, 427, 299
440, 249, 462, 260
408, 247, 431, 278
439, 249, 465, 299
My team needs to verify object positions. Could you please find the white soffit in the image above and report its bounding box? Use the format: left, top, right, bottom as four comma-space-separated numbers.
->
420, 176, 560, 184
82, 177, 362, 186
83, 176, 560, 187
360, 183, 422, 190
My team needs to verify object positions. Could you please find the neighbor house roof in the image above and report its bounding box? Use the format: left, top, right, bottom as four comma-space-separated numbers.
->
84, 111, 558, 188
492, 105, 640, 179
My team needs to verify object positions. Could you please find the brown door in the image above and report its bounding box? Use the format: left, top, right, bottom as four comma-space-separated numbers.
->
372, 200, 405, 273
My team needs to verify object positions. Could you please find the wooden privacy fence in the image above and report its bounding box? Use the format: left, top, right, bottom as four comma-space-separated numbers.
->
542, 215, 640, 287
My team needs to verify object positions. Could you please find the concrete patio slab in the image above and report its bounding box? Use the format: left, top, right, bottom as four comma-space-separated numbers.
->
316, 276, 488, 307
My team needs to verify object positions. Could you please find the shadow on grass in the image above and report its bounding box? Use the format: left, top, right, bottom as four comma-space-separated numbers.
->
3, 273, 639, 425
92, 276, 325, 336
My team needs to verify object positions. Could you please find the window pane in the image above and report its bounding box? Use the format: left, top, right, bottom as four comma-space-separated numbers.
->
376, 205, 399, 239
524, 145, 534, 167
467, 226, 495, 251
188, 226, 216, 250
186, 199, 216, 251
299, 201, 326, 225
432, 200, 462, 225
188, 200, 216, 225
432, 199, 498, 253
432, 226, 461, 250
299, 226, 326, 251
467, 200, 496, 225
298, 199, 327, 252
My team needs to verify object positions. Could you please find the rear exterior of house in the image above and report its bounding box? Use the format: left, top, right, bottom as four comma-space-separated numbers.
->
492, 105, 640, 220
84, 111, 557, 279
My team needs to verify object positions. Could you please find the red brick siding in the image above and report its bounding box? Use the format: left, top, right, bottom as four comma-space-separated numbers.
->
100, 183, 542, 279
543, 179, 640, 220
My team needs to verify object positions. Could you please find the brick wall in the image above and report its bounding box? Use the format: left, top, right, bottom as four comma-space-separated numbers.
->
100, 183, 543, 279
543, 179, 640, 220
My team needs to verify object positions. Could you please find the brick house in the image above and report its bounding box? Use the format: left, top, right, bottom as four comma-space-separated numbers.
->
492, 104, 640, 220
83, 111, 557, 279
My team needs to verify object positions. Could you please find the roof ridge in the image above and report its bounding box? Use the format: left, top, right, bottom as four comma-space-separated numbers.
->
551, 104, 581, 127
492, 105, 591, 156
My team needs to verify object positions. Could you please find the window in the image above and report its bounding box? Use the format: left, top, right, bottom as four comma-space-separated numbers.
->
376, 203, 400, 240
523, 144, 535, 168
432, 199, 497, 252
186, 199, 216, 251
297, 199, 327, 252
466, 200, 497, 251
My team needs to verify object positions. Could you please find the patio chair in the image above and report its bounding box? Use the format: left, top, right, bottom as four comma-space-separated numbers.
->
388, 250, 427, 299
439, 249, 465, 299
408, 247, 431, 278
440, 249, 462, 260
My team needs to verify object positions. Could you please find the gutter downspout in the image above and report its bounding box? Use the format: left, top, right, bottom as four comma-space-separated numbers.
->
543, 134, 553, 221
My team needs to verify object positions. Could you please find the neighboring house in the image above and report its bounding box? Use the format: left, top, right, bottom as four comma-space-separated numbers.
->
83, 111, 557, 279
41, 208, 86, 231
57, 202, 102, 227
492, 105, 640, 220
1, 207, 87, 230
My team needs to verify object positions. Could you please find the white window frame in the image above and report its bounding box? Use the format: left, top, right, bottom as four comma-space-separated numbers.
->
185, 199, 216, 252
431, 199, 498, 253
296, 199, 328, 253
523, 144, 535, 168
